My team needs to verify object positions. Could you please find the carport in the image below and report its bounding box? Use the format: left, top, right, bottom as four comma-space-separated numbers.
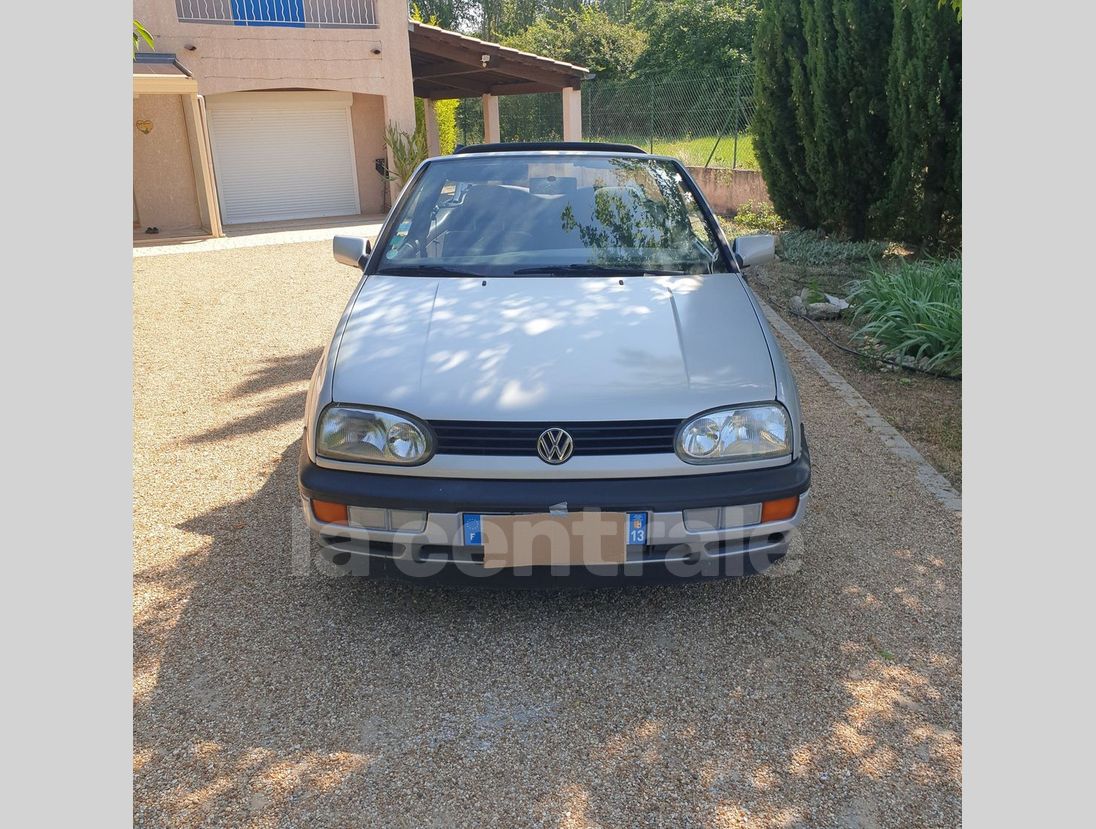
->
132, 53, 222, 240
408, 21, 591, 151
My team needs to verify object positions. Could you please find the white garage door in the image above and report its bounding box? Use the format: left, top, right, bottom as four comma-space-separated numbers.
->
206, 92, 361, 224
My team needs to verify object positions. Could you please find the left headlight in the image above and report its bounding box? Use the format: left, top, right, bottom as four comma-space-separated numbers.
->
676, 404, 792, 464
316, 406, 433, 465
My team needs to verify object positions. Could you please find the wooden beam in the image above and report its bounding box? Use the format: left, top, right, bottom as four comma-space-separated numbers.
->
412, 87, 472, 101
409, 37, 495, 69
410, 37, 583, 88
191, 95, 223, 237
488, 81, 570, 96
414, 74, 493, 96
415, 79, 574, 99
413, 60, 490, 81
132, 74, 198, 96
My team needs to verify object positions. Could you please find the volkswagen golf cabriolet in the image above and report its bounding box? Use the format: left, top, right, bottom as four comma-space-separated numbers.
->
298, 142, 810, 583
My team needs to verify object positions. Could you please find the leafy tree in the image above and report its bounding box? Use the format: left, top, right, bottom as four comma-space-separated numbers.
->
503, 5, 646, 79
411, 1, 478, 31
478, 1, 578, 40
882, 0, 961, 242
633, 0, 760, 79
940, 0, 961, 19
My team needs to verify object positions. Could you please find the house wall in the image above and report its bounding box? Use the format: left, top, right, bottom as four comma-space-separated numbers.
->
133, 0, 416, 133
133, 94, 202, 231
351, 93, 388, 214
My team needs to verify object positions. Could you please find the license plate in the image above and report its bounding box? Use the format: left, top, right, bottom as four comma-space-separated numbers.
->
462, 512, 647, 546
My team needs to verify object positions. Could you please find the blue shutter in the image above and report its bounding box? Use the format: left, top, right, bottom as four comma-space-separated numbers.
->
231, 1, 305, 28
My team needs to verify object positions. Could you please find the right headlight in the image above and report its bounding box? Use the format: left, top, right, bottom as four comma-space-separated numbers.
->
316, 405, 433, 465
676, 404, 792, 463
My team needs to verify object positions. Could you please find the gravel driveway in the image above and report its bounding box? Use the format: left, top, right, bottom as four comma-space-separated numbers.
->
133, 242, 961, 828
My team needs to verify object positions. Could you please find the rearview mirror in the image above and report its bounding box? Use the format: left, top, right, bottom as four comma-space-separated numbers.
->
333, 235, 371, 269
732, 234, 775, 269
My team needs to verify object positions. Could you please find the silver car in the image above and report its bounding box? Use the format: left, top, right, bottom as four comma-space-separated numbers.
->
299, 143, 810, 584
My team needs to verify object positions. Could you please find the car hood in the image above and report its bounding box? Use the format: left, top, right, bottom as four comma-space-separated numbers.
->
331, 273, 775, 421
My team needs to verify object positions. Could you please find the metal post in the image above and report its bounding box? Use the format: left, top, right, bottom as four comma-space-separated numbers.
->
732, 72, 742, 170
649, 79, 655, 153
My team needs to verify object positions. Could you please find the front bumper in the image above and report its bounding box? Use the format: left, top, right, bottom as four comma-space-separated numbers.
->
298, 439, 810, 584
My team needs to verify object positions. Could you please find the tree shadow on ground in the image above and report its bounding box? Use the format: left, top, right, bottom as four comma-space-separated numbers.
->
184, 348, 322, 445
134, 437, 961, 828
227, 349, 324, 402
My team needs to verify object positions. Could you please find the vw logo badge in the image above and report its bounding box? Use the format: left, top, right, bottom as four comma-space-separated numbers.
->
537, 428, 574, 464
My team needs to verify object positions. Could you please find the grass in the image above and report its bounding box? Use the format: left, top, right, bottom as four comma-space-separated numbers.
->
848, 259, 962, 376
588, 133, 761, 169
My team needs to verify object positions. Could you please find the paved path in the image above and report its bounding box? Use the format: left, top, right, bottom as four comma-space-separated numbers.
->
133, 242, 960, 828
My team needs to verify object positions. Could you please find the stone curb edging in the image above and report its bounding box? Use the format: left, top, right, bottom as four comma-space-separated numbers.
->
756, 297, 962, 513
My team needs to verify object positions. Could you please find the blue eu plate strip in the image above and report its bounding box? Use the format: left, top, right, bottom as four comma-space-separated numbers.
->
462, 514, 483, 546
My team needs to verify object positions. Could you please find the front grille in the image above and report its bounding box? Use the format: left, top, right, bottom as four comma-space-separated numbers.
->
430, 419, 679, 456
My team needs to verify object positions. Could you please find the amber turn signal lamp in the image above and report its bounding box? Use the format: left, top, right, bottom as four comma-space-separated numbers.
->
761, 495, 799, 523
312, 499, 348, 524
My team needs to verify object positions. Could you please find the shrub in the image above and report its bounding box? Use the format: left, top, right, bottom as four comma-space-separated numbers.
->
416, 97, 459, 155
732, 201, 785, 232
847, 258, 962, 375
435, 99, 459, 155
776, 230, 888, 266
383, 122, 426, 187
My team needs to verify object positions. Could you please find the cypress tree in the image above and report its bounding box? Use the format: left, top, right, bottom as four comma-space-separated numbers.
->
883, 0, 962, 243
753, 0, 818, 228
755, 0, 893, 240
801, 0, 893, 239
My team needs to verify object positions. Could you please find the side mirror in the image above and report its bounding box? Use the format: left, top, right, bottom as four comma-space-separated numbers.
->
333, 235, 371, 269
732, 234, 776, 269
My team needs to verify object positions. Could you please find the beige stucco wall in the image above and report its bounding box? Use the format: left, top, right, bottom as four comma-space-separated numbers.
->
350, 94, 388, 213
686, 166, 772, 215
133, 94, 202, 231
133, 0, 416, 133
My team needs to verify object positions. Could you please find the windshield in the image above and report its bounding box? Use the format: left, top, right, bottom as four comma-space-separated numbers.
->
374, 155, 729, 277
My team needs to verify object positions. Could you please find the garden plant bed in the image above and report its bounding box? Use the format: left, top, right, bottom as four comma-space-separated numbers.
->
732, 232, 962, 491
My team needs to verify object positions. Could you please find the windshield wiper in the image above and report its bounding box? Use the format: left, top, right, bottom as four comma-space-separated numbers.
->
511, 264, 685, 276
376, 265, 482, 277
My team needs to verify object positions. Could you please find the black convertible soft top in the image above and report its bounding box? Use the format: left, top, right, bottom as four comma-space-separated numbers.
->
453, 141, 647, 155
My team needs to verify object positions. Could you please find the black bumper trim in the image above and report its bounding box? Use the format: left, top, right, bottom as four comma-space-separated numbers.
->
314, 546, 789, 586
298, 440, 810, 513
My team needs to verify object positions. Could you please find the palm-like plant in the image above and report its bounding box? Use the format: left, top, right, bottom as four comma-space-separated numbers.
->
382, 122, 428, 187
133, 19, 154, 59
848, 259, 962, 376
